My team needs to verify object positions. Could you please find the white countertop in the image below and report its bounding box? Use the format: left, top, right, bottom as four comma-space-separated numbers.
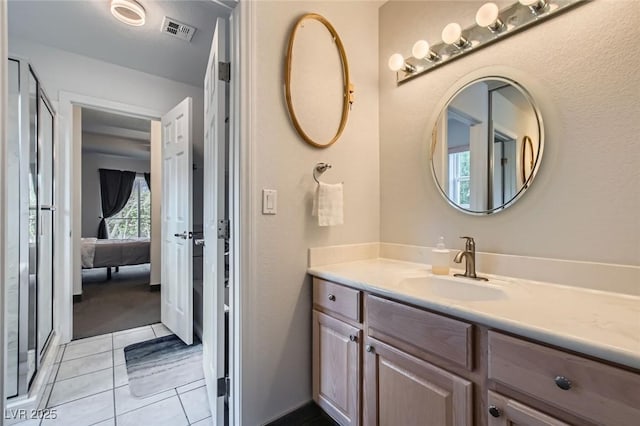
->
308, 258, 640, 370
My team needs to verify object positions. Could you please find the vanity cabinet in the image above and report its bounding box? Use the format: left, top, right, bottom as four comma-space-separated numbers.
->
487, 391, 569, 426
363, 336, 473, 426
312, 279, 362, 425
311, 277, 640, 426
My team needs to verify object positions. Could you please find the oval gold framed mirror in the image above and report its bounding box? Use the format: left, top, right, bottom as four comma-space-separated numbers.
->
430, 76, 544, 215
285, 13, 353, 148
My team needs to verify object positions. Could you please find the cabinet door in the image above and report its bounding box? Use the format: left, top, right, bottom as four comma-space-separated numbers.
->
313, 310, 361, 426
487, 392, 570, 426
363, 337, 472, 426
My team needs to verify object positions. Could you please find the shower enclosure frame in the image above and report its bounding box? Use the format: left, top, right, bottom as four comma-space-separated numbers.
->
7, 56, 56, 399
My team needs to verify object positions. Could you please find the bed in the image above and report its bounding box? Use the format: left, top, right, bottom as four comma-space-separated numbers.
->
82, 238, 151, 279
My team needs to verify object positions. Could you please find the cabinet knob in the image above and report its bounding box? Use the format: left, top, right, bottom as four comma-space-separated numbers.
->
488, 405, 501, 418
554, 376, 572, 390
349, 335, 357, 342
365, 344, 374, 353
328, 294, 336, 301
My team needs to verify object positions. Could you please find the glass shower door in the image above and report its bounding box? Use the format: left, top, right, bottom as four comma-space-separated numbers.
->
38, 93, 55, 358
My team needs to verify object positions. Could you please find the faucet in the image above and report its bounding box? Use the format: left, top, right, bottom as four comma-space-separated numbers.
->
453, 236, 488, 281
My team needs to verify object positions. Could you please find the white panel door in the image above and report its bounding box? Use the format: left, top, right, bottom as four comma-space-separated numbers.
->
203, 17, 227, 425
161, 97, 194, 345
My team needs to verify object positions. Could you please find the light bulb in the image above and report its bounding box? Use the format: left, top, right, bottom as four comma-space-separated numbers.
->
412, 40, 430, 59
519, 0, 548, 13
476, 2, 500, 27
442, 23, 462, 45
388, 53, 405, 72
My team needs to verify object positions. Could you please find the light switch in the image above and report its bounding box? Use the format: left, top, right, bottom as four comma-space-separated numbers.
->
262, 189, 277, 214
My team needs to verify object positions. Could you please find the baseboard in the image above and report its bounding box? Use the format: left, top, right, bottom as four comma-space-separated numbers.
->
73, 294, 82, 303
149, 284, 161, 292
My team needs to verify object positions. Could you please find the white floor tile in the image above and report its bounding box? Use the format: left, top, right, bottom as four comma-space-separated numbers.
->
113, 326, 152, 337
68, 333, 112, 346
91, 419, 115, 426
38, 383, 54, 411
114, 385, 176, 415
176, 378, 205, 394
56, 351, 112, 381
116, 396, 188, 426
178, 386, 211, 424
10, 419, 41, 426
113, 329, 155, 350
191, 417, 213, 426
151, 323, 172, 338
114, 364, 128, 388
41, 390, 114, 426
62, 337, 112, 362
48, 368, 113, 407
113, 348, 125, 366
54, 345, 65, 363
47, 364, 60, 384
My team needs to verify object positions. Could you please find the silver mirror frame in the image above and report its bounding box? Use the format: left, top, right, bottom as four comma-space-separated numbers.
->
430, 75, 545, 215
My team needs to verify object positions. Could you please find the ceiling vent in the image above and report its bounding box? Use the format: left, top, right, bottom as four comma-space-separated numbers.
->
161, 17, 196, 42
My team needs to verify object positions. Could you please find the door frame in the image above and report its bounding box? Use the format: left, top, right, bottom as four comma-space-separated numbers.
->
57, 91, 162, 343
1, 0, 9, 413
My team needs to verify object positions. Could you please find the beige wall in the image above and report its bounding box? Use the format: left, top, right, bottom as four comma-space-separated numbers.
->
246, 1, 380, 423
379, 1, 640, 266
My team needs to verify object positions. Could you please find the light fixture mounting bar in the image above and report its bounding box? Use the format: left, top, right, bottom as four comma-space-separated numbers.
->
394, 0, 586, 84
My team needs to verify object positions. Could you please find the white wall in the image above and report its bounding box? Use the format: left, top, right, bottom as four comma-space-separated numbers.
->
81, 146, 151, 238
245, 1, 381, 423
379, 0, 640, 266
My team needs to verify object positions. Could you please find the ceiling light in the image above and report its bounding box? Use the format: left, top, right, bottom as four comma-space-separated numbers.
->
111, 0, 146, 27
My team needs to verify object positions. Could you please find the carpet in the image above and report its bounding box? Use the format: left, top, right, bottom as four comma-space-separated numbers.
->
124, 335, 204, 398
74, 264, 159, 339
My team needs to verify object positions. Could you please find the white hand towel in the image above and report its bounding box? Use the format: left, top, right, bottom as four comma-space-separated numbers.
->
312, 182, 344, 226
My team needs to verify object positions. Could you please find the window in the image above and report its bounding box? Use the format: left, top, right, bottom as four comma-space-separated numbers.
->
106, 176, 150, 239
448, 150, 470, 208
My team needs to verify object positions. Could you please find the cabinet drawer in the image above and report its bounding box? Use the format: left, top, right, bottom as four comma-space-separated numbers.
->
488, 332, 640, 426
313, 278, 361, 323
365, 294, 473, 370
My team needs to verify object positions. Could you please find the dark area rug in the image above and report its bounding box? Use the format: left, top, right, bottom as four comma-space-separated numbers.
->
125, 335, 204, 397
266, 402, 339, 426
73, 264, 159, 339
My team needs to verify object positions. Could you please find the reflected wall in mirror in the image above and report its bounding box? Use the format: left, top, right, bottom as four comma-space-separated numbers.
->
431, 77, 543, 214
285, 13, 353, 148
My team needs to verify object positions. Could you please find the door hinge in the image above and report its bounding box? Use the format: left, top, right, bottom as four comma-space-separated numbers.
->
218, 62, 230, 82
217, 376, 230, 397
217, 219, 230, 239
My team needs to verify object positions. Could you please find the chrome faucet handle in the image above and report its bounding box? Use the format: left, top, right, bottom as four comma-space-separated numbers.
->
459, 236, 475, 251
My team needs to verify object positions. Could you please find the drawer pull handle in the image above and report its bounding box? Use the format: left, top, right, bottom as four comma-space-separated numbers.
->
349, 335, 357, 342
488, 405, 501, 418
328, 294, 336, 301
554, 376, 572, 390
365, 345, 374, 353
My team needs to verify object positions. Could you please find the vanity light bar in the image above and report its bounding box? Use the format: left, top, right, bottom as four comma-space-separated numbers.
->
389, 0, 586, 84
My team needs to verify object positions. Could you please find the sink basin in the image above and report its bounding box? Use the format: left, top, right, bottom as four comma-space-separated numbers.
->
402, 276, 508, 301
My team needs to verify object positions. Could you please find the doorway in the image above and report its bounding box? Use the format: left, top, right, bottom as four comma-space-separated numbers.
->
74, 107, 160, 339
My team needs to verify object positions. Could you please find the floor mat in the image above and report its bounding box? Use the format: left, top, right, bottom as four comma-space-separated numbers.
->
124, 334, 204, 398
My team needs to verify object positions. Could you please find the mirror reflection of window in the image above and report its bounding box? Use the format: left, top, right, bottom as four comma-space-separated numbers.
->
432, 77, 542, 214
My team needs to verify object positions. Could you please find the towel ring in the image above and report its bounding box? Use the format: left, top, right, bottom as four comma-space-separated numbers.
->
313, 162, 332, 184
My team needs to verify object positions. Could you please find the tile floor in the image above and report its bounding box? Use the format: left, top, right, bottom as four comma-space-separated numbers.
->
20, 324, 212, 426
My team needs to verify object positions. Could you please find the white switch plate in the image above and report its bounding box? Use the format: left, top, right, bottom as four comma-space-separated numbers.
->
262, 189, 277, 214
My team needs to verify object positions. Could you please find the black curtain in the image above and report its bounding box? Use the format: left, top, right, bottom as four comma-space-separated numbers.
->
143, 172, 151, 192
97, 169, 136, 239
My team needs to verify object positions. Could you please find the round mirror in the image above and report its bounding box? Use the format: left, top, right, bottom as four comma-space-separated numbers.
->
285, 13, 352, 148
430, 77, 543, 215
